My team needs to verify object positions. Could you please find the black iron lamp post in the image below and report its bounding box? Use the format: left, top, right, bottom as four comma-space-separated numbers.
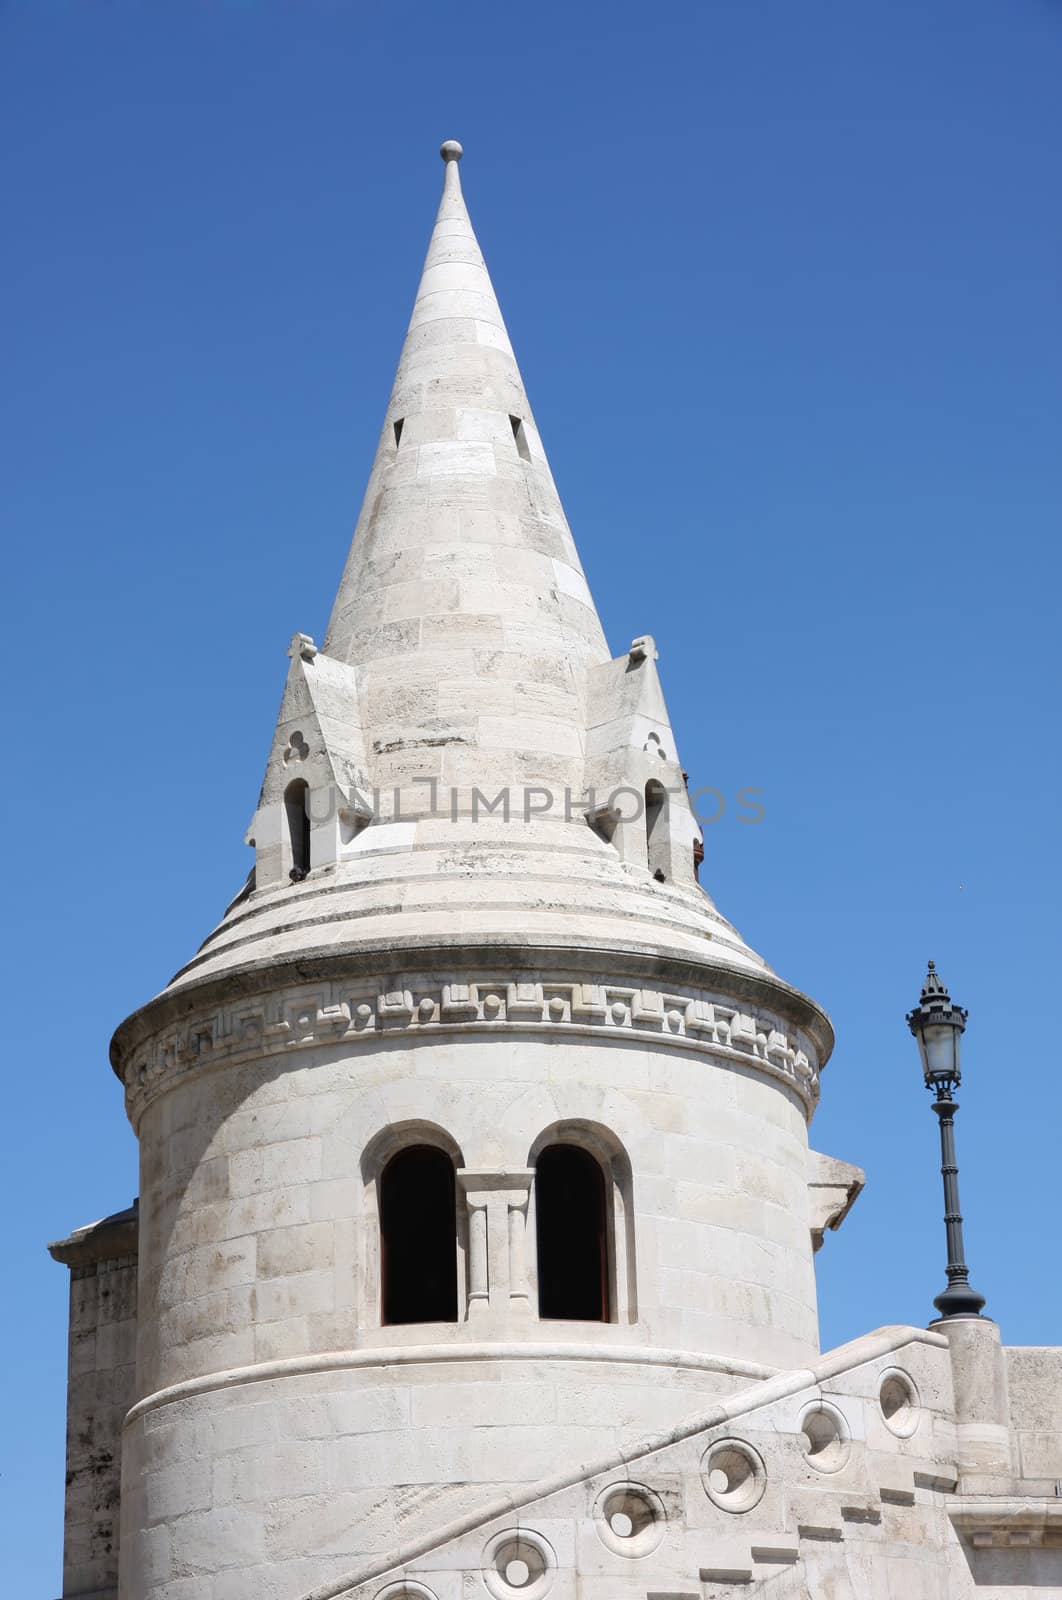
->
906, 962, 986, 1319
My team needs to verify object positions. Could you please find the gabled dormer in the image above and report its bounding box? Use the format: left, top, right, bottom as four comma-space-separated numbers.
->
583, 634, 702, 884
247, 632, 373, 888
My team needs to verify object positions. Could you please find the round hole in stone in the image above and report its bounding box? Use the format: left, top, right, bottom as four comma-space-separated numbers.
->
375, 1583, 439, 1600
603, 1489, 651, 1539
482, 1530, 554, 1600
493, 1539, 545, 1593
879, 1369, 920, 1437
700, 1440, 766, 1513
799, 1403, 850, 1473
708, 1448, 753, 1499
594, 1483, 666, 1556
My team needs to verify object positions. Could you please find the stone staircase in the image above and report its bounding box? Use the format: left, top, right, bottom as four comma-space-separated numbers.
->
299, 1326, 959, 1600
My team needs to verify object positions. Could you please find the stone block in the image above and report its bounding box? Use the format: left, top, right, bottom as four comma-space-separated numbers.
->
143, 1459, 213, 1526
263, 1489, 397, 1560
411, 1380, 556, 1429
211, 1403, 277, 1458
1017, 1430, 1062, 1477
256, 1221, 334, 1279
163, 1506, 267, 1576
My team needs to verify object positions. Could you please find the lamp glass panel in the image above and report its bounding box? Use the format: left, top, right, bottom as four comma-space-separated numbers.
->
921, 1020, 959, 1083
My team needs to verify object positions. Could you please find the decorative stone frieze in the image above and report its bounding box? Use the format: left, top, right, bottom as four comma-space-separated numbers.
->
118, 968, 821, 1126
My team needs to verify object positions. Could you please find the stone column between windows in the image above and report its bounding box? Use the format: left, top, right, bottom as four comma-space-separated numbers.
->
456, 1170, 534, 1323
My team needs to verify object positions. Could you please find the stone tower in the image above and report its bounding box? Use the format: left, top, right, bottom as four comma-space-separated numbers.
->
51, 143, 1062, 1600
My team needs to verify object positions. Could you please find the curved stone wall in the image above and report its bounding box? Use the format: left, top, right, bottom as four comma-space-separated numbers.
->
132, 1013, 819, 1396
118, 1349, 766, 1600
121, 945, 824, 1598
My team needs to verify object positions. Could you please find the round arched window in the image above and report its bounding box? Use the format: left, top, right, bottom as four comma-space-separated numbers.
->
535, 1144, 609, 1322
380, 1146, 458, 1324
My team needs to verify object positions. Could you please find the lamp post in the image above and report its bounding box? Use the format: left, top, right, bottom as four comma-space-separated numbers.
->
906, 961, 986, 1320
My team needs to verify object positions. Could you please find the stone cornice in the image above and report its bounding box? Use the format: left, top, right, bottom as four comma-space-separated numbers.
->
949, 1496, 1062, 1547
48, 1203, 139, 1271
124, 1340, 780, 1428
112, 951, 828, 1129
111, 937, 833, 1076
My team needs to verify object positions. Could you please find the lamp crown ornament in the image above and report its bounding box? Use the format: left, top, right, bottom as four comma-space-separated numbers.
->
921, 958, 946, 998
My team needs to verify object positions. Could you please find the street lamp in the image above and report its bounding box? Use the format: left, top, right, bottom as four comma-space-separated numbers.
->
906, 961, 986, 1320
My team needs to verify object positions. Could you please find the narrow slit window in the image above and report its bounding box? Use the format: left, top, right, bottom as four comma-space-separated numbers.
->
510, 414, 531, 462
536, 1143, 609, 1322
393, 418, 404, 448
645, 780, 669, 881
284, 778, 311, 881
380, 1146, 458, 1324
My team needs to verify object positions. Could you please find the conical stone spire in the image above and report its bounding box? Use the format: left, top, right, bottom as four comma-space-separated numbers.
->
325, 140, 610, 801
128, 141, 830, 1052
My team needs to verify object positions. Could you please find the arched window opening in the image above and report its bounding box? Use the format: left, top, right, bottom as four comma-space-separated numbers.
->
284, 779, 311, 881
380, 1145, 458, 1325
536, 1144, 609, 1322
645, 780, 669, 881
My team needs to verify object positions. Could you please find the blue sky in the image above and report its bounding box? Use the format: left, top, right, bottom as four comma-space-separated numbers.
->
3, 1, 1060, 1589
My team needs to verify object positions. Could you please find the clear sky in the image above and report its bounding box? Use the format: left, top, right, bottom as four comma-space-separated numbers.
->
3, 1, 1060, 1590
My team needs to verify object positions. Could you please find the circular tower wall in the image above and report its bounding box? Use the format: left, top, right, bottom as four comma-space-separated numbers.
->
115, 947, 827, 1600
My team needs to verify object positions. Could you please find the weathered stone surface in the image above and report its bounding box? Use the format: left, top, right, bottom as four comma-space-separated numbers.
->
49, 1206, 139, 1598
49, 142, 1060, 1600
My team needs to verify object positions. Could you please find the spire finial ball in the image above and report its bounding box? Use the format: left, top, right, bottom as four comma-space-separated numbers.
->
440, 139, 463, 162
